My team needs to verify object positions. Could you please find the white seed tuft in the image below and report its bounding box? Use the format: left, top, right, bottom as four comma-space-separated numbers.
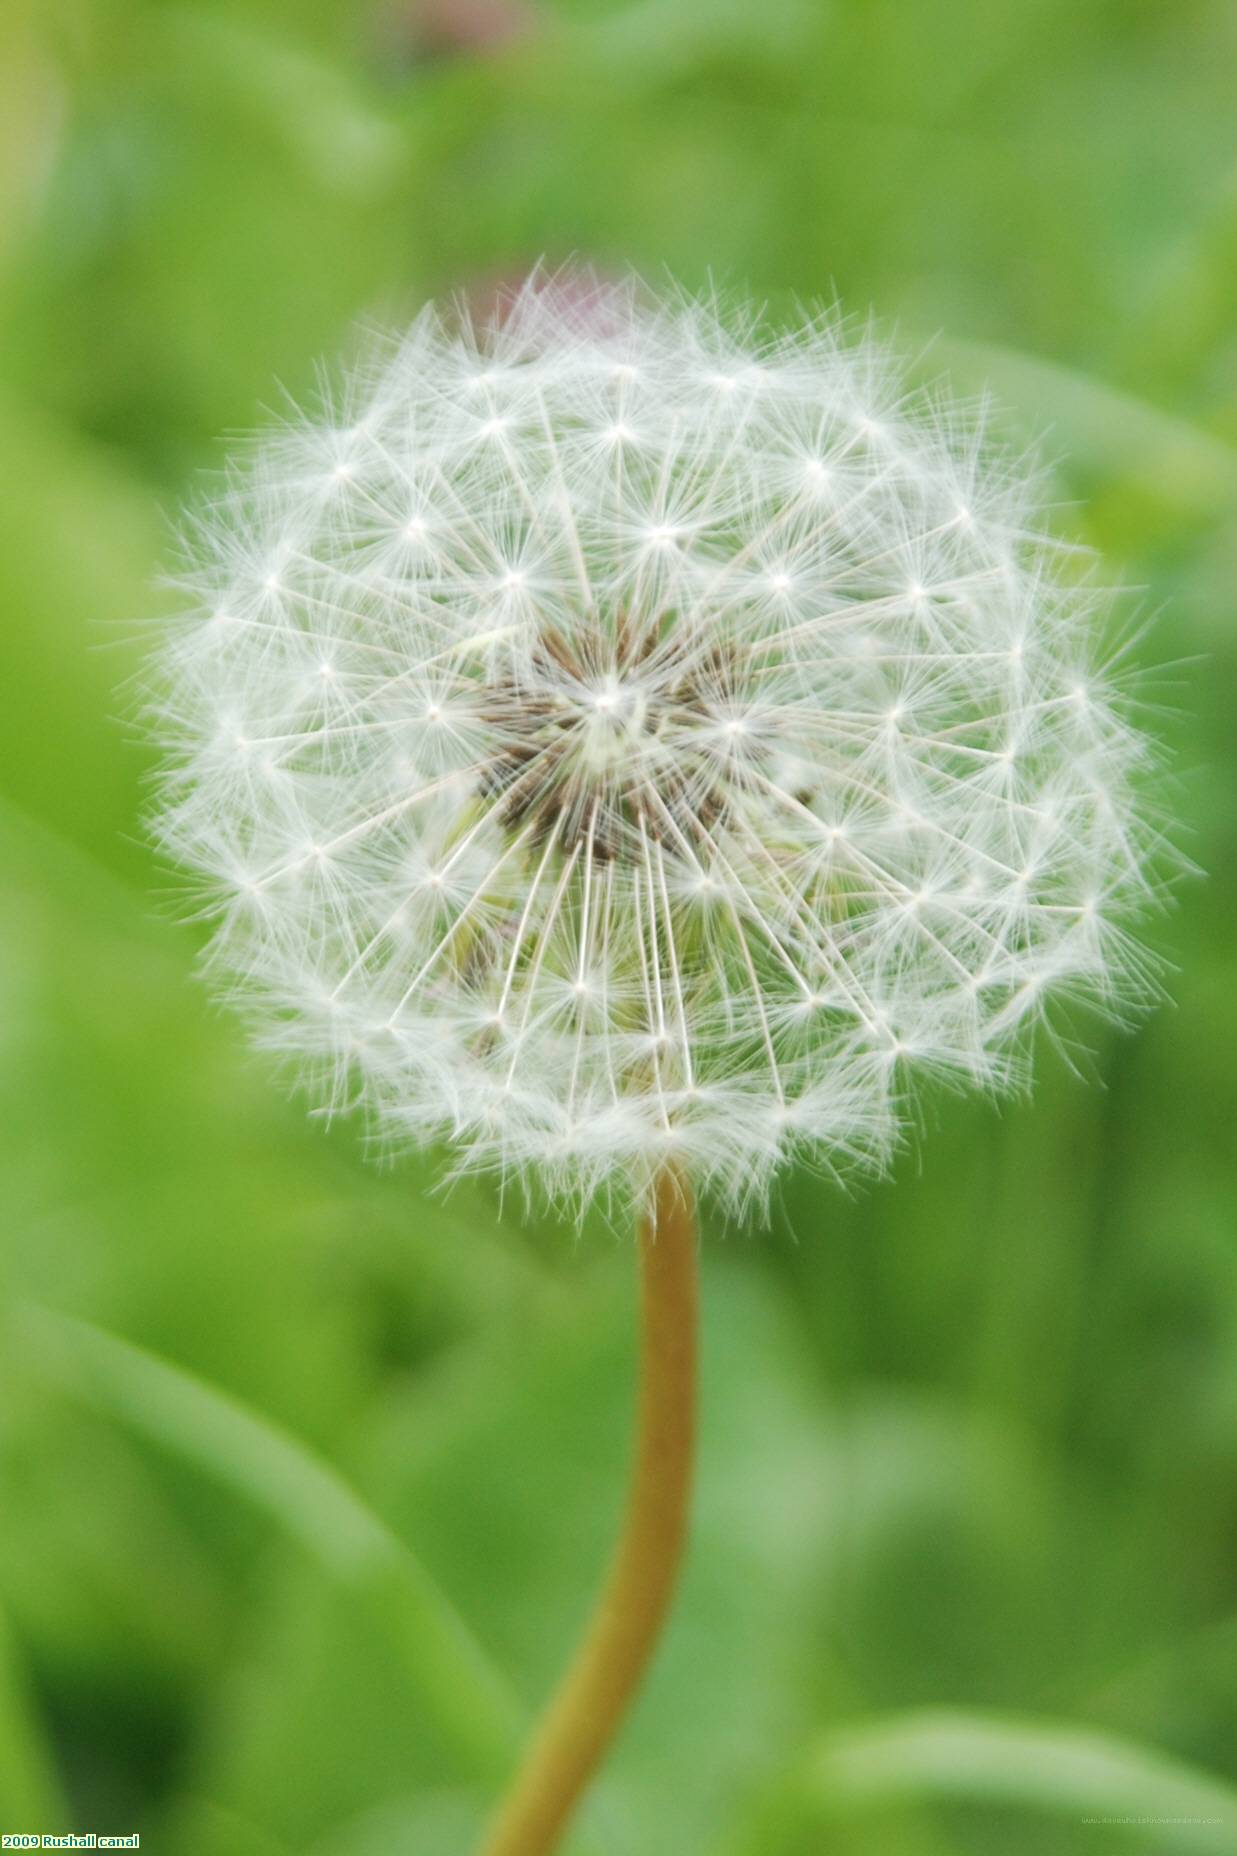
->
150, 275, 1172, 1216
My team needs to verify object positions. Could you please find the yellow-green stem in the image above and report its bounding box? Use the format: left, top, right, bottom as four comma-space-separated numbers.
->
476, 1167, 699, 1856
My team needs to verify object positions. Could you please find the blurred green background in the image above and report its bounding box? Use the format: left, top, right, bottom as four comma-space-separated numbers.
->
1, 2, 1235, 1851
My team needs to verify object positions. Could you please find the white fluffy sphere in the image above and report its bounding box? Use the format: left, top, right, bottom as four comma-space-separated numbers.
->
153, 276, 1164, 1212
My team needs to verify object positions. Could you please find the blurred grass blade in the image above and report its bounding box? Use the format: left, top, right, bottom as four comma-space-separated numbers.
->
805, 1709, 1237, 1852
933, 336, 1237, 512
154, 8, 403, 194
0, 1599, 69, 1824
16, 1303, 522, 1780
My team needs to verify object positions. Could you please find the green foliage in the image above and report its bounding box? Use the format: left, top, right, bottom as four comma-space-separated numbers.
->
0, 0, 1234, 1849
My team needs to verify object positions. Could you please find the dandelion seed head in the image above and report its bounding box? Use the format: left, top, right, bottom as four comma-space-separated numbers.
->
151, 274, 1172, 1216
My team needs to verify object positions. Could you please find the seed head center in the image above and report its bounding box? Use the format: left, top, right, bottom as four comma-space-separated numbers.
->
482, 622, 741, 854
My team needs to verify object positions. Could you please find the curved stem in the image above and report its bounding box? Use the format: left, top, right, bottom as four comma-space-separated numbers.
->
477, 1167, 699, 1856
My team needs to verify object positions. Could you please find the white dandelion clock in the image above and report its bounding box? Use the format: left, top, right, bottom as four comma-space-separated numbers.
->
149, 275, 1172, 1856
153, 276, 1162, 1217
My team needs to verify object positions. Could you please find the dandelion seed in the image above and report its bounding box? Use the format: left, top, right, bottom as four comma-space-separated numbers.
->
151, 273, 1171, 1219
